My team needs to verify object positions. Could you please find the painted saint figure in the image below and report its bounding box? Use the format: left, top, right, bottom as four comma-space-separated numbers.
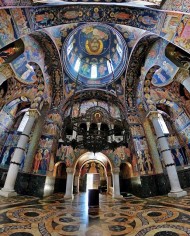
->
33, 149, 42, 173
1, 149, 9, 165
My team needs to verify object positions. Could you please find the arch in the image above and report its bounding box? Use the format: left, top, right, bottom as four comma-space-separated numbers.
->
143, 65, 160, 112
25, 5, 188, 54
73, 151, 114, 171
120, 161, 133, 179
53, 161, 67, 178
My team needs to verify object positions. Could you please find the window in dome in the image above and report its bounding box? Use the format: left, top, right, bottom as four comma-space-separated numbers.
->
67, 42, 73, 55
74, 58, 81, 72
107, 60, 114, 74
116, 44, 122, 56
91, 64, 97, 79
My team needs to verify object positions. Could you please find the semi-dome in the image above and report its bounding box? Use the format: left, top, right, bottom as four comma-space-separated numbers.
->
62, 23, 128, 87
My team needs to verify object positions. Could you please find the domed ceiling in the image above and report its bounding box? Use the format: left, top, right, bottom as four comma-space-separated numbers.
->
62, 23, 128, 87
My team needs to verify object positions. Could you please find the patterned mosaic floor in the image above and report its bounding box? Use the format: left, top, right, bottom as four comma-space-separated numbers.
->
0, 190, 190, 235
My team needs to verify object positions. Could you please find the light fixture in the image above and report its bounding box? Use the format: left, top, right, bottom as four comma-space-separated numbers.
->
61, 57, 130, 153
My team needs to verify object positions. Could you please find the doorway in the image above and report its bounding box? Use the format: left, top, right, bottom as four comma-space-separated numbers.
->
86, 173, 100, 191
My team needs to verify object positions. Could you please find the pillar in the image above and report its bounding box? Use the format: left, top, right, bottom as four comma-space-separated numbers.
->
23, 105, 47, 173
112, 167, 123, 199
74, 170, 79, 193
148, 111, 187, 197
97, 122, 101, 131
64, 167, 74, 199
107, 172, 112, 194
0, 109, 40, 197
72, 124, 77, 140
86, 122, 90, 131
143, 118, 163, 174
110, 124, 115, 142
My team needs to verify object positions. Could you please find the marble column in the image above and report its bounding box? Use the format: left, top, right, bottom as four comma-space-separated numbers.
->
0, 109, 40, 197
143, 118, 163, 174
74, 171, 79, 193
148, 111, 187, 197
86, 122, 90, 131
64, 167, 74, 199
23, 105, 47, 173
72, 124, 77, 140
107, 172, 112, 194
112, 167, 123, 199
111, 124, 115, 141
97, 123, 101, 132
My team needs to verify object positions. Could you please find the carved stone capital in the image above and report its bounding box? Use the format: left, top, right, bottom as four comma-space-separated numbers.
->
112, 167, 120, 174
28, 109, 40, 118
175, 69, 189, 83
66, 167, 74, 173
146, 111, 159, 121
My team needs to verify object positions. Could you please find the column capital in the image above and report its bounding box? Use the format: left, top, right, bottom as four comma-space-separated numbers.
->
112, 167, 120, 174
28, 109, 40, 118
146, 111, 159, 120
66, 167, 74, 173
175, 68, 189, 83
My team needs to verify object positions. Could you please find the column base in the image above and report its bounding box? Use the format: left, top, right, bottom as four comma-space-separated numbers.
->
168, 190, 187, 198
0, 188, 17, 197
112, 194, 123, 199
64, 194, 74, 200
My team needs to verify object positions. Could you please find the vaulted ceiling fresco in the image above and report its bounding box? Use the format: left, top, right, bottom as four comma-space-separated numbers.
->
62, 23, 128, 87
0, 0, 190, 186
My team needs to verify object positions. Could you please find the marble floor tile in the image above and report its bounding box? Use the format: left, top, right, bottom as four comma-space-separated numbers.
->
0, 189, 190, 235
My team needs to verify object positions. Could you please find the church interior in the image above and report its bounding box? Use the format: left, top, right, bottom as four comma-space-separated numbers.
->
0, 0, 190, 235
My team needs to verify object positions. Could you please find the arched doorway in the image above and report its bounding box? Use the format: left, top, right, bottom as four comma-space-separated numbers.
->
119, 162, 133, 193
53, 161, 67, 193
73, 152, 113, 196
79, 160, 108, 194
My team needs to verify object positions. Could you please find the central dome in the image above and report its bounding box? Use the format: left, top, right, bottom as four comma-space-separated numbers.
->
62, 23, 128, 87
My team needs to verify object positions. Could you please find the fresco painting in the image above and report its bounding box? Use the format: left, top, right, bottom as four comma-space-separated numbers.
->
173, 111, 190, 131
0, 110, 14, 130
46, 25, 77, 51
46, 24, 142, 100
0, 131, 21, 167
0, 9, 16, 48
23, 36, 45, 63
4, 97, 29, 117
63, 99, 121, 119
171, 148, 188, 166
0, 111, 14, 152
162, 0, 190, 13
167, 134, 189, 166
11, 54, 37, 84
80, 162, 105, 177
0, 39, 24, 65
144, 40, 178, 87
33, 135, 55, 174
160, 13, 182, 41
33, 148, 54, 174
115, 24, 145, 53
43, 122, 58, 136
0, 0, 33, 6
173, 15, 190, 53
183, 0, 190, 12
10, 8, 31, 36
129, 121, 153, 175
62, 23, 127, 87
